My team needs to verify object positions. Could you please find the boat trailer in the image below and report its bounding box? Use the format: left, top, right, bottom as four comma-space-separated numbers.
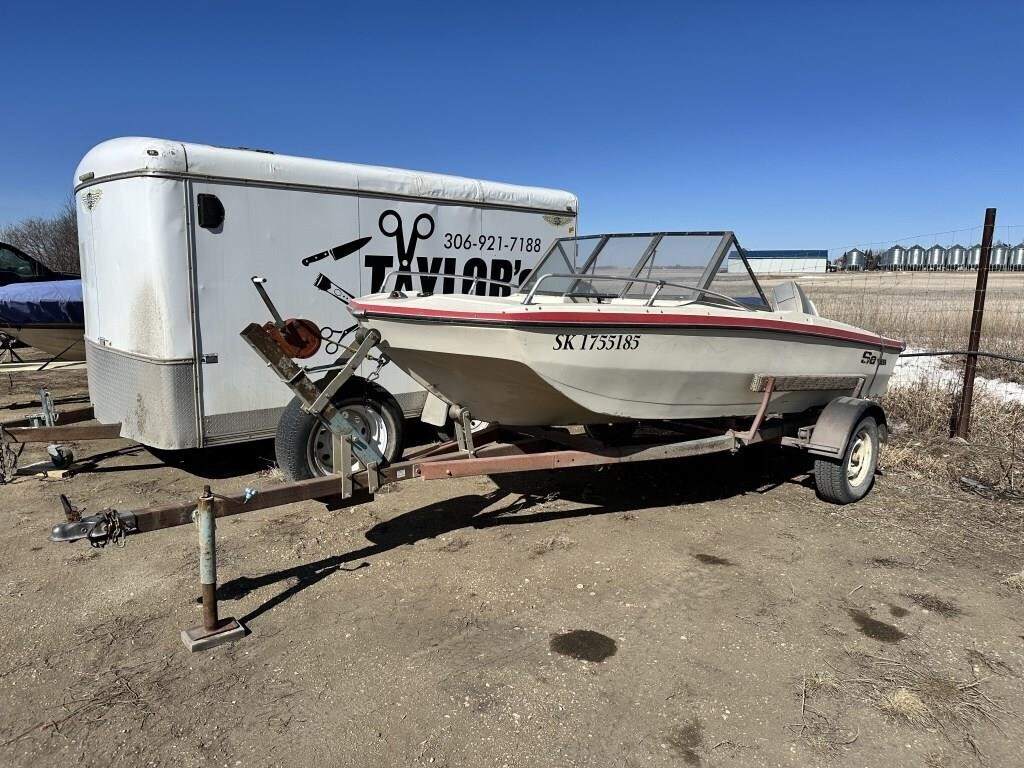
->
45, 318, 884, 652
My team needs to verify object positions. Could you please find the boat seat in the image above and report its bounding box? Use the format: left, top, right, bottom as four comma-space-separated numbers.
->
771, 281, 818, 316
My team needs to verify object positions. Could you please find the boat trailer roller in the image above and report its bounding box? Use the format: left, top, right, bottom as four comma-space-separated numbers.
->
46, 320, 887, 652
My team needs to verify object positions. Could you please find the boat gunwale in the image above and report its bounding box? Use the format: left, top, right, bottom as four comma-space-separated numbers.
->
349, 300, 906, 352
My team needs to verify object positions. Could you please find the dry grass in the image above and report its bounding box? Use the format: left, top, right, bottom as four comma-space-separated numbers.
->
1000, 572, 1024, 593
531, 533, 576, 557
257, 464, 287, 482
800, 651, 1005, 755
881, 379, 1023, 491
878, 687, 932, 727
782, 271, 1024, 490
786, 678, 858, 755
804, 670, 844, 697
901, 592, 962, 617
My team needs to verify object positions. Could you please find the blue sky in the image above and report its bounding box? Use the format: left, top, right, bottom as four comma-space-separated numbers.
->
1, 1, 1021, 251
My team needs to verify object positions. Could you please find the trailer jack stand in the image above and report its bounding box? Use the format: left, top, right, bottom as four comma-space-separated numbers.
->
180, 486, 246, 652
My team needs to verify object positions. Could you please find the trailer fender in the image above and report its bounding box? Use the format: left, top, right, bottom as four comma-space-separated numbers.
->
805, 397, 888, 459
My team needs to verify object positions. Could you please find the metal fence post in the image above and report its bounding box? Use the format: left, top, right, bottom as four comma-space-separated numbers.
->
953, 207, 996, 439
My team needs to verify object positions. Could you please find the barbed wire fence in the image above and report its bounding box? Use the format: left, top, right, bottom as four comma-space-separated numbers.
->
779, 213, 1024, 487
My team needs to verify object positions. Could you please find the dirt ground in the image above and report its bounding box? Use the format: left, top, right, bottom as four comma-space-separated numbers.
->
1, 365, 1022, 768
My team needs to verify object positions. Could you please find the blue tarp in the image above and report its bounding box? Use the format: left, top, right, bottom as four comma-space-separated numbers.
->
0, 279, 84, 326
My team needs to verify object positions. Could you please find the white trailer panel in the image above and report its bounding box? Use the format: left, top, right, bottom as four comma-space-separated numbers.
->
76, 138, 577, 449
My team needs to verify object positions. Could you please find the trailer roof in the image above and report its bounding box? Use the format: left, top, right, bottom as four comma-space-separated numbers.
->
75, 137, 578, 215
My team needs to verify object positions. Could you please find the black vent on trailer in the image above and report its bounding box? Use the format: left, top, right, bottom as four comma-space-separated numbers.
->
197, 194, 225, 230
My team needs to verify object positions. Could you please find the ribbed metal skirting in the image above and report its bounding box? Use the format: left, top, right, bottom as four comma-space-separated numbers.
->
203, 407, 282, 444
86, 340, 199, 449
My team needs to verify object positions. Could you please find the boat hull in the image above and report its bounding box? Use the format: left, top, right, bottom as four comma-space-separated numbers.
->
0, 278, 86, 360
2, 324, 86, 360
360, 316, 898, 425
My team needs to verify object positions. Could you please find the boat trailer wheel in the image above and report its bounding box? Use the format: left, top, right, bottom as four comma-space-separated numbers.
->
813, 415, 880, 505
274, 382, 404, 482
308, 403, 389, 476
846, 427, 874, 488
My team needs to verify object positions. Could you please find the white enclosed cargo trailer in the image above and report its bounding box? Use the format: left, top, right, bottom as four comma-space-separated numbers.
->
75, 137, 578, 455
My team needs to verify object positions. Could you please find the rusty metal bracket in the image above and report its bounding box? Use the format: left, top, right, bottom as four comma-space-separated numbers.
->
741, 376, 775, 442
366, 461, 381, 493
307, 329, 381, 415
241, 323, 386, 470
451, 405, 477, 457
333, 432, 353, 498
251, 276, 285, 328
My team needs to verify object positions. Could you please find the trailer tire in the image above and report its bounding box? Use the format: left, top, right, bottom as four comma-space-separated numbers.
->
813, 415, 879, 504
275, 380, 404, 481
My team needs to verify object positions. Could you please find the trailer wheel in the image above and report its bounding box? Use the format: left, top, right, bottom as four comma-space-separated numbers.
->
813, 415, 879, 504
275, 380, 403, 481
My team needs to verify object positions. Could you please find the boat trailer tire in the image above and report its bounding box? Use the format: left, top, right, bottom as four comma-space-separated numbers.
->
813, 415, 879, 504
275, 380, 404, 481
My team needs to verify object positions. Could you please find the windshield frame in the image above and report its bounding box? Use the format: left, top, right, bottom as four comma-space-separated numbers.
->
523, 231, 771, 310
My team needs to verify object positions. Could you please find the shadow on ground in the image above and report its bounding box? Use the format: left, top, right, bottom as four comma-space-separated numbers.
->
144, 440, 278, 479
219, 445, 815, 626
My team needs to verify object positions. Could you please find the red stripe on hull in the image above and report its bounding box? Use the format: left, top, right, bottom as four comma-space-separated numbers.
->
349, 300, 906, 352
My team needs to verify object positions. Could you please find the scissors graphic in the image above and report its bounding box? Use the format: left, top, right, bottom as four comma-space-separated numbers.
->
379, 210, 435, 271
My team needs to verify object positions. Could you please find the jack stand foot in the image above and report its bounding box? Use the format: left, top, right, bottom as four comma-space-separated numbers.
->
180, 618, 246, 652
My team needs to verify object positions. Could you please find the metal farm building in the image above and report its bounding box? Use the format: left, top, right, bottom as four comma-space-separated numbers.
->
733, 250, 828, 274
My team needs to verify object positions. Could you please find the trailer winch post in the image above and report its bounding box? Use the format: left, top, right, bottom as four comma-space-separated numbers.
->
180, 485, 246, 652
241, 322, 387, 476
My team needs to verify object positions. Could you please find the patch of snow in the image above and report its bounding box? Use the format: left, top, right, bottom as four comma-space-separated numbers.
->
891, 347, 1024, 404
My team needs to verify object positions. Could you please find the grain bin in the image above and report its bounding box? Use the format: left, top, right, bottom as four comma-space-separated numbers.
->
843, 248, 866, 271
946, 244, 967, 270
906, 245, 926, 271
925, 244, 945, 270
990, 244, 1009, 271
1010, 243, 1024, 271
882, 245, 907, 270
967, 245, 983, 269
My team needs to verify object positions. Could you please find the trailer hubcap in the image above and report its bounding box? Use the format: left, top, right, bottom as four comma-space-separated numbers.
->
308, 405, 389, 476
846, 428, 873, 487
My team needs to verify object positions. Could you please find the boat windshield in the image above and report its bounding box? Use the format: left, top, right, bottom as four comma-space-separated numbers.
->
520, 232, 770, 310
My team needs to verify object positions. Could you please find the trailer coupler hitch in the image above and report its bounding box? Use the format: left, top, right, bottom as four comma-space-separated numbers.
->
49, 495, 138, 546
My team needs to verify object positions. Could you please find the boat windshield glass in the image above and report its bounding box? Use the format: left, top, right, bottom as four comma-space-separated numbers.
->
521, 232, 770, 309
708, 241, 770, 309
